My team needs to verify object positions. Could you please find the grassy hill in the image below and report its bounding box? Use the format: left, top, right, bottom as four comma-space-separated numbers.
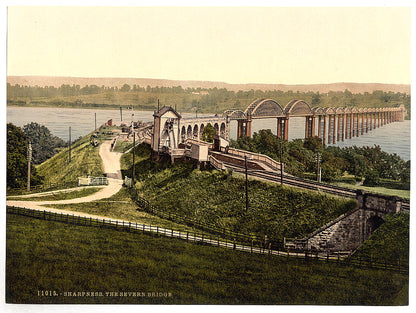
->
6, 213, 408, 305
36, 129, 105, 184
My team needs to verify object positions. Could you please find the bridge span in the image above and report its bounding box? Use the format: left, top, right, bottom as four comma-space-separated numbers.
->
225, 98, 407, 144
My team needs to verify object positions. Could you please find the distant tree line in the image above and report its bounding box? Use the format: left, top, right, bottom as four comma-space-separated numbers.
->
231, 130, 410, 189
7, 83, 410, 117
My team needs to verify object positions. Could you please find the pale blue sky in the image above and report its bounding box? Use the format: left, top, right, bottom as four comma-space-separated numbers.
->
7, 6, 411, 85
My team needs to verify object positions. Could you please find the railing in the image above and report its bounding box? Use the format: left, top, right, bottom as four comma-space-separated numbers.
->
185, 138, 213, 148
7, 181, 79, 196
168, 148, 188, 157
208, 155, 226, 170
78, 176, 108, 186
6, 205, 408, 273
227, 147, 282, 171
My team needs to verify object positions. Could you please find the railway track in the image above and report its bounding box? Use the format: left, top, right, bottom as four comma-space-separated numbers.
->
223, 161, 410, 210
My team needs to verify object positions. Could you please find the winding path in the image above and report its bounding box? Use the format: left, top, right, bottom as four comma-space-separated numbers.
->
6, 140, 124, 211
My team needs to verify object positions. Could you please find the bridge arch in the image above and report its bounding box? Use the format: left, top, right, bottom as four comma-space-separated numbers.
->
186, 125, 192, 138
220, 122, 226, 137
244, 98, 284, 118
193, 124, 199, 139
366, 215, 385, 237
199, 124, 205, 138
214, 123, 219, 135
224, 109, 246, 119
181, 125, 186, 143
284, 100, 313, 116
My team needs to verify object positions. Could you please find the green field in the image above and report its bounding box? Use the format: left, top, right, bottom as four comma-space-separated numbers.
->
333, 182, 410, 199
6, 213, 408, 305
6, 187, 103, 201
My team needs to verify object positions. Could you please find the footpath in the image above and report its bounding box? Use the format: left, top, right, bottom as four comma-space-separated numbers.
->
6, 140, 123, 213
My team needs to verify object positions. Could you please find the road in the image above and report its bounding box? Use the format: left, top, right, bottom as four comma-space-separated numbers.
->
6, 140, 124, 212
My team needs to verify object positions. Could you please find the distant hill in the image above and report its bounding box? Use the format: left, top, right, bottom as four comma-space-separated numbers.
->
7, 75, 410, 94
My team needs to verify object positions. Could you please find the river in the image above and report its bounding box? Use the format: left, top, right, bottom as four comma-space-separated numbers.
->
7, 106, 411, 161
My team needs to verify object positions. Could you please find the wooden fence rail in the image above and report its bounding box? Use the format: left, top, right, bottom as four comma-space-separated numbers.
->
6, 206, 408, 273
7, 181, 79, 196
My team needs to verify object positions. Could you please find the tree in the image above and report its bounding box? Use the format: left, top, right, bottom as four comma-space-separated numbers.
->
303, 136, 323, 152
7, 123, 43, 189
201, 123, 216, 142
311, 92, 321, 106
23, 122, 66, 164
120, 84, 131, 92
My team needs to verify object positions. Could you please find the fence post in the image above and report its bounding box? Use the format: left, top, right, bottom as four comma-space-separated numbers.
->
251, 240, 253, 253
43, 210, 46, 220
129, 222, 131, 232
186, 232, 189, 242
143, 224, 145, 233
233, 238, 236, 250
218, 236, 220, 247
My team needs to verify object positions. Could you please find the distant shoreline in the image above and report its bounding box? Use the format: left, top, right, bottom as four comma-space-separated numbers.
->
7, 104, 411, 121
7, 75, 411, 94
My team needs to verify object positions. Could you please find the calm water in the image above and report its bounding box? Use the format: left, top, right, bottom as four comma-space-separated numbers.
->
7, 106, 411, 161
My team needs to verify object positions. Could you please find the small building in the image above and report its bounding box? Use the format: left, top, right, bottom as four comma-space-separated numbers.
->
151, 106, 181, 159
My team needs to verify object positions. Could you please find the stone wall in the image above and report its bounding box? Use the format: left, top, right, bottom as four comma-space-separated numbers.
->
288, 191, 404, 252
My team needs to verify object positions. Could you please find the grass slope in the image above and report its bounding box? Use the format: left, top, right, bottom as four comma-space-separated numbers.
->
122, 144, 356, 243
6, 213, 408, 305
352, 213, 409, 268
37, 130, 104, 184
7, 187, 103, 201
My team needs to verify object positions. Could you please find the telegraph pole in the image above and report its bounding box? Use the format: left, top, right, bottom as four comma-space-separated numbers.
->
94, 113, 97, 130
27, 140, 32, 191
279, 140, 283, 185
316, 152, 321, 183
244, 155, 249, 212
120, 106, 123, 121
132, 131, 135, 186
68, 126, 71, 163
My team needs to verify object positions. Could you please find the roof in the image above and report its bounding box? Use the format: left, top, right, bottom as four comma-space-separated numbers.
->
153, 106, 182, 118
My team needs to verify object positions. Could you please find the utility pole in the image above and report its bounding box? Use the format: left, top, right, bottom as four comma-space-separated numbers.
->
316, 152, 321, 183
120, 106, 123, 121
94, 113, 97, 131
244, 155, 249, 212
68, 126, 71, 163
132, 131, 135, 186
27, 140, 32, 191
279, 140, 283, 185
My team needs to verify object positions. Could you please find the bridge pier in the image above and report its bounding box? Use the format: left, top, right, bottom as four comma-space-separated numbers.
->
227, 99, 406, 144
305, 116, 315, 138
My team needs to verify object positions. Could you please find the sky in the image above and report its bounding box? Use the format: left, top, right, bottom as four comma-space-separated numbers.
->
5, 5, 413, 85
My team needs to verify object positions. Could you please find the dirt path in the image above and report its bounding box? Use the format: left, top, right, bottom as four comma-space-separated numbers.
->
6, 140, 124, 211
